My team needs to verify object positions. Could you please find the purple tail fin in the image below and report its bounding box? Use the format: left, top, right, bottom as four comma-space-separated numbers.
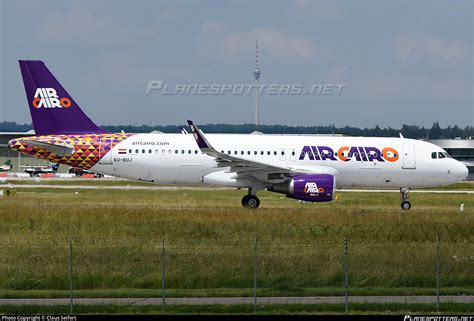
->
19, 60, 106, 136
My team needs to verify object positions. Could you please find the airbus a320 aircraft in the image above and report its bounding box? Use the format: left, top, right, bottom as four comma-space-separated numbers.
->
9, 61, 468, 209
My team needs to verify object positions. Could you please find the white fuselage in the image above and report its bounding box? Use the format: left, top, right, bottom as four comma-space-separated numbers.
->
91, 133, 468, 189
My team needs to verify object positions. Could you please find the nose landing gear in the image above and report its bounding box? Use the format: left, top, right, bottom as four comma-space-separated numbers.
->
400, 187, 411, 210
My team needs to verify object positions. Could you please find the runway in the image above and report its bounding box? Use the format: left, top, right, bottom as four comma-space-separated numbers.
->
0, 296, 473, 306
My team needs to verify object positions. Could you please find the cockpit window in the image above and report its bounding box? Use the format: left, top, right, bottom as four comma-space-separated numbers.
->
438, 152, 446, 159
444, 152, 452, 158
431, 152, 437, 159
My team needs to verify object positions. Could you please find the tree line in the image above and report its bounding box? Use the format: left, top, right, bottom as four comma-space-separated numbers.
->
1, 121, 472, 139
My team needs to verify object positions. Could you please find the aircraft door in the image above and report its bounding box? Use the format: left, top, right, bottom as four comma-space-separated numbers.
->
402, 144, 416, 169
98, 138, 113, 164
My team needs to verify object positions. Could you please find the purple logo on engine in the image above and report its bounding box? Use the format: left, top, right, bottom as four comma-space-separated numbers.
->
293, 174, 334, 202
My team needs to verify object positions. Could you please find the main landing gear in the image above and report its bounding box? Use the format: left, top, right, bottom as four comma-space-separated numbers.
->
241, 194, 260, 209
400, 187, 411, 210
242, 186, 261, 209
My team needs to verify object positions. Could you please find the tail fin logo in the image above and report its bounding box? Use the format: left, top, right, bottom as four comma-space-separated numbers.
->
32, 88, 71, 109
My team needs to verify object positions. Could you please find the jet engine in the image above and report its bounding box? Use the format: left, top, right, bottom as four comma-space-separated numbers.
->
268, 174, 336, 202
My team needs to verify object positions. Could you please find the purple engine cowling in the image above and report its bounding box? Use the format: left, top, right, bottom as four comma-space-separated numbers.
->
268, 174, 336, 202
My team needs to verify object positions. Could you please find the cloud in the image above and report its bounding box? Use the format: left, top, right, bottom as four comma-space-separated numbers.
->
352, 76, 470, 100
35, 7, 154, 47
291, 0, 344, 18
393, 34, 469, 64
199, 22, 327, 61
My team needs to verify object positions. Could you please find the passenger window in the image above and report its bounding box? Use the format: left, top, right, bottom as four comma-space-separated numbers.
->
254, 151, 257, 155
135, 149, 139, 154
281, 151, 285, 155
241, 151, 244, 155
260, 151, 264, 155
228, 151, 231, 154
247, 151, 251, 155
291, 151, 295, 156
267, 151, 270, 155
142, 149, 145, 154
175, 150, 178, 154
128, 149, 132, 153
234, 151, 237, 155
181, 150, 185, 154
195, 150, 198, 154
438, 152, 446, 159
431, 152, 437, 159
274, 151, 277, 156
188, 150, 191, 154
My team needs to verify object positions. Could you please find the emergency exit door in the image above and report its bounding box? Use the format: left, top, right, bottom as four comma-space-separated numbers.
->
98, 138, 113, 164
402, 144, 416, 169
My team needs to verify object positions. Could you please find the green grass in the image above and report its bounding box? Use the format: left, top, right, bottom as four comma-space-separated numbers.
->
0, 186, 473, 299
1, 287, 473, 298
1, 303, 473, 315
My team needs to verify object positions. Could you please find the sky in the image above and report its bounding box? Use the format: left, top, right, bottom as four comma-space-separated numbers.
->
0, 0, 472, 128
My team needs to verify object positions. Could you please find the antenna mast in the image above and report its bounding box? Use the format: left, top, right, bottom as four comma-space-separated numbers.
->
253, 41, 261, 126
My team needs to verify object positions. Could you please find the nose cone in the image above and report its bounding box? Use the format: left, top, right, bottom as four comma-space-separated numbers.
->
454, 161, 469, 181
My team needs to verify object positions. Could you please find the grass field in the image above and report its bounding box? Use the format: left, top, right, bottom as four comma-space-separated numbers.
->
0, 181, 473, 314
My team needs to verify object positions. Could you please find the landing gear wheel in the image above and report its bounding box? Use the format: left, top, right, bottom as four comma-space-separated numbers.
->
400, 187, 411, 210
401, 201, 411, 210
241, 195, 260, 209
241, 195, 251, 207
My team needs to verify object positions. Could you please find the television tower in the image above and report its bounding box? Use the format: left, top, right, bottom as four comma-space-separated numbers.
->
253, 41, 261, 126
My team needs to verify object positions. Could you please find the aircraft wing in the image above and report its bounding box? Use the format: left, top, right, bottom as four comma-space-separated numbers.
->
21, 140, 75, 157
187, 120, 337, 183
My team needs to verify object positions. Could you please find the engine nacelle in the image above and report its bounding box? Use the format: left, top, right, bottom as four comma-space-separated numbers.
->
268, 174, 336, 202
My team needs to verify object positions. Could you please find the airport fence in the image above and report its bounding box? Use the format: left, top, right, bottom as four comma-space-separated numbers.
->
1, 229, 473, 313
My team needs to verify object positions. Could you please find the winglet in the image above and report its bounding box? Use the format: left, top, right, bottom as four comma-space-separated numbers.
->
187, 120, 213, 150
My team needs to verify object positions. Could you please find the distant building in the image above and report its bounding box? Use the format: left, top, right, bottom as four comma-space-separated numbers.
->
427, 138, 474, 181
0, 131, 63, 172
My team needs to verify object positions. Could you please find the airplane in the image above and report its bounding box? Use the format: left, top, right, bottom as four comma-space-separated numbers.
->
0, 160, 12, 172
8, 60, 469, 209
22, 163, 60, 177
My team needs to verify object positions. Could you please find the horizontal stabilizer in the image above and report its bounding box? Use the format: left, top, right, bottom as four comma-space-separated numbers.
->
21, 139, 74, 156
